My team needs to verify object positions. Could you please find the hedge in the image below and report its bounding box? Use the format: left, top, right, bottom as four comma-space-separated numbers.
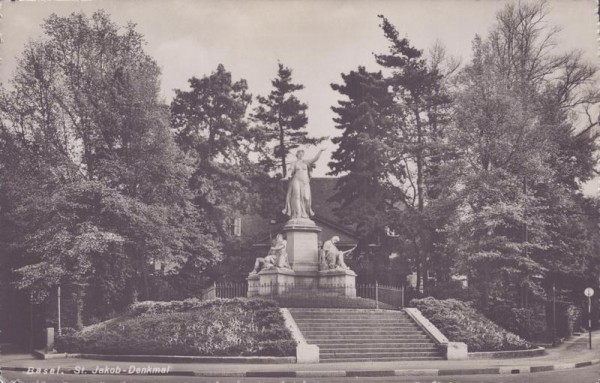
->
411, 297, 533, 352
56, 298, 296, 356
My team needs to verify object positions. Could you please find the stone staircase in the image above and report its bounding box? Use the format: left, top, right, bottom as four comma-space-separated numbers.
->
288, 308, 445, 362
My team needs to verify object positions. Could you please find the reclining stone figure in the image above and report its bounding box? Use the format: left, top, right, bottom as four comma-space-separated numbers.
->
321, 236, 356, 270
251, 234, 290, 274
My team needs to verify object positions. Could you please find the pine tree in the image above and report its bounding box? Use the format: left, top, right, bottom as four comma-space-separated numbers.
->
374, 16, 454, 292
328, 66, 397, 236
253, 63, 323, 177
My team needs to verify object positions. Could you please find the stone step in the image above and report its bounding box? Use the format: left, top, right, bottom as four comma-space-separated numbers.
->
296, 322, 415, 327
319, 356, 445, 362
289, 308, 443, 362
290, 310, 408, 314
293, 318, 415, 324
294, 317, 415, 326
296, 321, 421, 330
297, 324, 420, 329
302, 330, 428, 336
318, 342, 438, 349
294, 317, 414, 321
295, 320, 415, 326
320, 347, 440, 354
290, 312, 409, 317
289, 308, 402, 311
320, 351, 443, 358
292, 314, 411, 319
296, 324, 420, 330
289, 310, 406, 315
319, 337, 436, 345
300, 329, 426, 335
304, 336, 432, 342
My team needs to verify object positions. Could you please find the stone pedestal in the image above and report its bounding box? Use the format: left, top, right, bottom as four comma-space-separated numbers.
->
247, 218, 356, 298
281, 218, 321, 272
318, 268, 357, 298
247, 272, 260, 297
248, 268, 297, 296
45, 327, 55, 352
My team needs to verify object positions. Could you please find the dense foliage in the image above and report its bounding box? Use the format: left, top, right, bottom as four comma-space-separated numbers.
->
411, 297, 533, 352
328, 1, 600, 341
0, 11, 211, 331
56, 298, 296, 356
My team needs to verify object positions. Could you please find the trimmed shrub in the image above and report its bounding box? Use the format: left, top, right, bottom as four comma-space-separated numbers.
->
56, 298, 295, 356
411, 297, 533, 352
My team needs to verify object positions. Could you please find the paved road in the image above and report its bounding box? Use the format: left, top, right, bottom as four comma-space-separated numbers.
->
2, 363, 600, 383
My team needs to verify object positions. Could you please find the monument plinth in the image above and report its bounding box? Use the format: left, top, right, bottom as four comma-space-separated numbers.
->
282, 219, 321, 272
247, 219, 357, 298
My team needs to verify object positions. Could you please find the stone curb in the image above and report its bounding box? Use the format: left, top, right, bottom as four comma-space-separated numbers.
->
2, 358, 599, 377
468, 346, 546, 360
34, 352, 296, 364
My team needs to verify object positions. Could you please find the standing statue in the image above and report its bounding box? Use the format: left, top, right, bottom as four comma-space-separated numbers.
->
322, 236, 356, 270
251, 234, 290, 274
282, 148, 326, 219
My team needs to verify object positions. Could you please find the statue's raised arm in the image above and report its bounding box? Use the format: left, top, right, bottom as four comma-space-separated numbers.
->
282, 148, 325, 219
306, 148, 326, 166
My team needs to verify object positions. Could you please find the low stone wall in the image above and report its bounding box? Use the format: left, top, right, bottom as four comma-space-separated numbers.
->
280, 308, 319, 363
404, 308, 468, 360
468, 347, 546, 360
61, 354, 296, 364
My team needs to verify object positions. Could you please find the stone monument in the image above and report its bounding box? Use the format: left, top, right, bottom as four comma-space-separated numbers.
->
247, 148, 357, 298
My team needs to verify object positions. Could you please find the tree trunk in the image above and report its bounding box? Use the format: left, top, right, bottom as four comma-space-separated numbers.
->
415, 261, 422, 293
140, 254, 149, 301
415, 110, 426, 293
73, 288, 84, 330
481, 265, 491, 309
279, 113, 286, 177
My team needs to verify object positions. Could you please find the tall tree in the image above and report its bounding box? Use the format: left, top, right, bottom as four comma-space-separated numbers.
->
328, 66, 397, 236
170, 64, 259, 242
374, 16, 455, 292
253, 63, 323, 177
449, 1, 599, 310
0, 11, 213, 327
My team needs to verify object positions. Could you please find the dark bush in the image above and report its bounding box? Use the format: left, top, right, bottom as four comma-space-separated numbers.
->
427, 280, 480, 302
56, 298, 295, 357
59, 327, 77, 337
411, 297, 533, 352
252, 339, 297, 356
564, 304, 583, 336
488, 304, 548, 341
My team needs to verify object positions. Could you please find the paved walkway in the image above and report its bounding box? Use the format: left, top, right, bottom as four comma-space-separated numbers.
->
2, 332, 600, 378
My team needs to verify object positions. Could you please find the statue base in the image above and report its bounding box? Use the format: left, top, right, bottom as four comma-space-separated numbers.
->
247, 268, 356, 298
247, 218, 356, 298
282, 219, 321, 272
247, 267, 296, 296
318, 268, 357, 298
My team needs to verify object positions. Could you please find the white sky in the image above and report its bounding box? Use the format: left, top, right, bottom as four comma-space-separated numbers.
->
1, 0, 598, 192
